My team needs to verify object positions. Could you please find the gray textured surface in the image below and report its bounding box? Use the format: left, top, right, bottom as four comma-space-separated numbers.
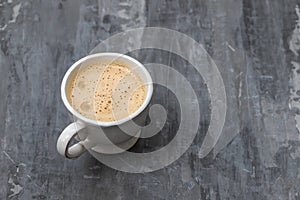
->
1, 0, 300, 199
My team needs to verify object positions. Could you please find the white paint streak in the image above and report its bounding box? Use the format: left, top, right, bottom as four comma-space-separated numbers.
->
186, 181, 196, 190
0, 24, 7, 31
119, 1, 131, 6
117, 9, 130, 19
7, 0, 13, 3
260, 75, 273, 79
289, 5, 300, 135
83, 175, 101, 179
194, 176, 201, 183
242, 168, 251, 173
3, 151, 16, 164
238, 77, 242, 99
250, 166, 256, 178
89, 165, 101, 170
235, 72, 243, 79
8, 178, 23, 198
19, 162, 26, 167
9, 3, 22, 23
226, 41, 236, 52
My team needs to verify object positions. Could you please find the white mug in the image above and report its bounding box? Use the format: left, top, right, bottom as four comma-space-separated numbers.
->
57, 53, 153, 158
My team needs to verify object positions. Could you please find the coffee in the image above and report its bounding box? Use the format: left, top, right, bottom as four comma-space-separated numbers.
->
68, 62, 147, 122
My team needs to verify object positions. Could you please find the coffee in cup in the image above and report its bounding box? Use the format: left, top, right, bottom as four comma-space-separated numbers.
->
67, 62, 147, 122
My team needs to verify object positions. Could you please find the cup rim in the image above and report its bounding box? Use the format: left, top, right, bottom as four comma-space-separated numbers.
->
61, 52, 153, 127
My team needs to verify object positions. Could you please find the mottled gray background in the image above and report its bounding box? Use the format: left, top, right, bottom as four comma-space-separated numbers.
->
1, 0, 300, 199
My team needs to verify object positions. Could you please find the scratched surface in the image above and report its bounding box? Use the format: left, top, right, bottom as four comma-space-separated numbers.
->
1, 0, 300, 199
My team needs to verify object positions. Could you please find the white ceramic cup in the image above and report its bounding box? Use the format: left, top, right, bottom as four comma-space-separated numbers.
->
57, 53, 153, 158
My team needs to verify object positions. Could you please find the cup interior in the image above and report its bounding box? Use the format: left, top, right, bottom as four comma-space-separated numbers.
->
61, 53, 153, 127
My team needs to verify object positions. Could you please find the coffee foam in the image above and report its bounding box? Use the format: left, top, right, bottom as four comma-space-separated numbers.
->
69, 62, 147, 122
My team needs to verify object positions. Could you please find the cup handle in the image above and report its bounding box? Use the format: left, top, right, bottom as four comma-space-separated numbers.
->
57, 121, 87, 158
